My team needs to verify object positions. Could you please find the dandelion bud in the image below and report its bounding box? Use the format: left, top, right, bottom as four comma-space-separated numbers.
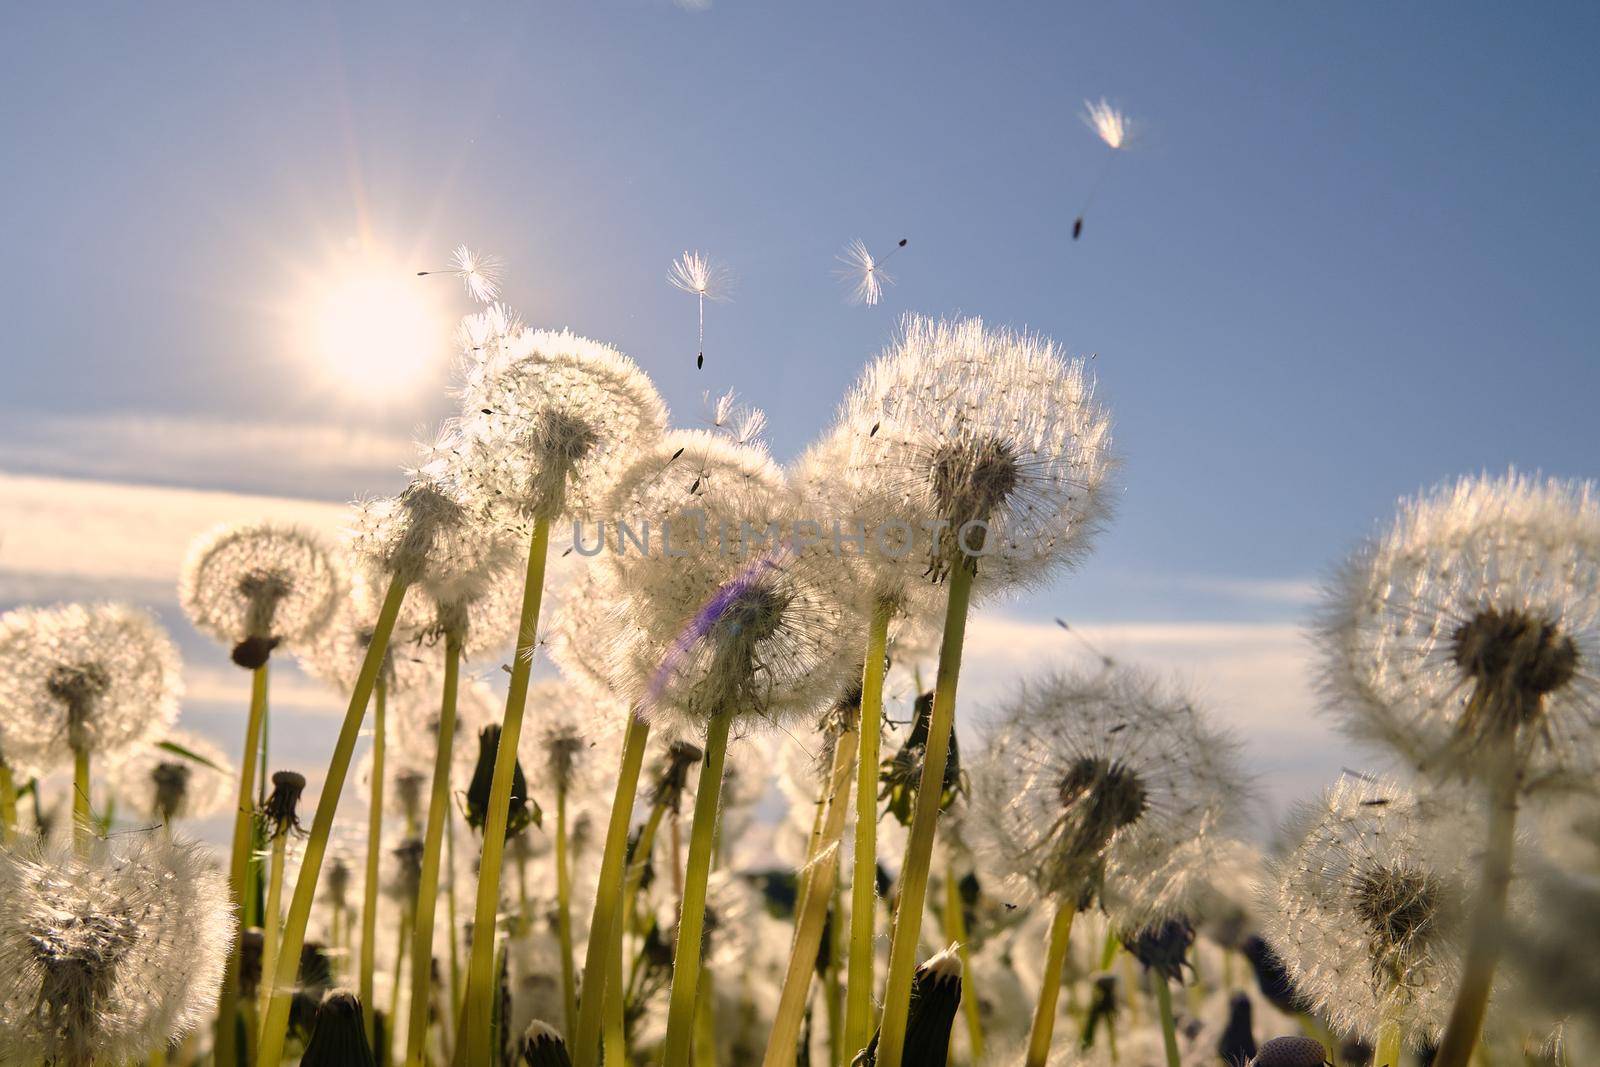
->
465, 725, 535, 840
517, 1020, 574, 1067
231, 634, 280, 669
299, 989, 376, 1067
855, 947, 962, 1066
263, 770, 307, 837
1250, 1035, 1331, 1067
238, 927, 264, 1001
1219, 992, 1257, 1066
392, 839, 425, 901
394, 770, 427, 829
1082, 971, 1119, 1048
1123, 916, 1196, 983
881, 690, 962, 826
1241, 935, 1304, 1016
649, 741, 704, 812
325, 858, 351, 912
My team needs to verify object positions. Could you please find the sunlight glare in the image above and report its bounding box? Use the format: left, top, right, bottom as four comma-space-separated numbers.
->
303, 255, 449, 401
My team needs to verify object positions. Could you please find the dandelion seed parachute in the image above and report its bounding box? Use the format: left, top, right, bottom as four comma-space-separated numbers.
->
969, 665, 1247, 926
668, 251, 731, 369
0, 602, 182, 772
1072, 98, 1134, 241
418, 243, 502, 304
180, 522, 341, 666
0, 834, 234, 1065
835, 238, 898, 307
1318, 472, 1600, 794
1261, 777, 1482, 1047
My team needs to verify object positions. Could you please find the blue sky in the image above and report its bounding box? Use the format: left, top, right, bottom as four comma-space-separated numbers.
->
3, 3, 1598, 815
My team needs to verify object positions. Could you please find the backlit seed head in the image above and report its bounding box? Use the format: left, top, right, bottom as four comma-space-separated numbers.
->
1319, 471, 1600, 793
0, 602, 182, 771
180, 523, 340, 660
103, 729, 234, 823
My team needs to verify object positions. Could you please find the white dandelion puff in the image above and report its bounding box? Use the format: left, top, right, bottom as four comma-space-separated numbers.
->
1082, 98, 1130, 150
0, 834, 234, 1066
102, 728, 236, 824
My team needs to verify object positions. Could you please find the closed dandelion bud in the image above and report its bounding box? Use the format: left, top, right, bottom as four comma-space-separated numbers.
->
1251, 1034, 1331, 1067
466, 725, 535, 839
1083, 971, 1120, 1047
0, 603, 182, 770
263, 769, 307, 837
881, 690, 962, 826
1219, 991, 1257, 1066
180, 523, 340, 669
1320, 472, 1600, 792
855, 946, 963, 1066
301, 989, 376, 1067
517, 1020, 574, 1067
648, 741, 703, 812
391, 839, 425, 902
0, 835, 234, 1066
1123, 916, 1196, 983
1241, 934, 1305, 1016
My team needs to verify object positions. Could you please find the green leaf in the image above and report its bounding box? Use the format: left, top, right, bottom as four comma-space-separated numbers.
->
156, 739, 226, 773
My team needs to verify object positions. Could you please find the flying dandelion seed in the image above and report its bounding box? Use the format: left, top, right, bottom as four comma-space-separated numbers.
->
835, 238, 906, 306
668, 250, 730, 369
1074, 98, 1134, 240
418, 244, 502, 304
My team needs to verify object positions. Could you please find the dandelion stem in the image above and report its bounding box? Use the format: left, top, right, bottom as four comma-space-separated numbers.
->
943, 859, 985, 1061
72, 745, 91, 853
1374, 1016, 1404, 1067
605, 786, 670, 1056
362, 674, 388, 1049
215, 662, 269, 1067
0, 761, 16, 844
555, 779, 578, 1036
874, 562, 975, 1067
693, 968, 717, 1067
256, 571, 411, 1067
463, 516, 552, 1066
1432, 766, 1520, 1067
661, 706, 734, 1066
1025, 903, 1075, 1067
391, 901, 413, 1061
845, 597, 892, 1056
406, 632, 463, 1064
258, 828, 289, 1026
572, 711, 651, 1067
446, 802, 462, 1024
763, 723, 858, 1066
1153, 973, 1181, 1067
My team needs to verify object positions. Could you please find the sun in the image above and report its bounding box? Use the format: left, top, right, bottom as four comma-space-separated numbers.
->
300, 251, 451, 401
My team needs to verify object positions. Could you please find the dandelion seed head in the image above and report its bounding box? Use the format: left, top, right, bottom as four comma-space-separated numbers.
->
0, 834, 233, 1065
0, 602, 182, 772
1082, 98, 1131, 150
1261, 777, 1481, 1045
180, 523, 340, 667
968, 665, 1246, 926
102, 729, 234, 823
836, 314, 1116, 593
834, 238, 895, 307
1318, 472, 1600, 793
457, 328, 668, 522
519, 677, 624, 798
667, 251, 731, 301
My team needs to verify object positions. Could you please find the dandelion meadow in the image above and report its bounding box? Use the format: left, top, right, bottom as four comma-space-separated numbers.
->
2, 5, 1597, 1067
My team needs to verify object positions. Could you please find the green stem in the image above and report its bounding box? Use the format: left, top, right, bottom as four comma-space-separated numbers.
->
943, 860, 984, 1062
258, 831, 289, 1026
874, 563, 975, 1067
446, 802, 461, 1026
762, 726, 858, 1066
72, 745, 91, 853
660, 707, 734, 1066
1432, 767, 1520, 1067
555, 781, 578, 1037
406, 632, 463, 1064
845, 598, 892, 1058
694, 967, 718, 1067
0, 761, 17, 844
1154, 974, 1180, 1067
463, 516, 551, 1066
215, 664, 269, 1067
256, 571, 410, 1067
573, 712, 651, 1067
391, 902, 413, 1065
1025, 904, 1075, 1067
606, 794, 668, 1057
363, 674, 388, 1048
1374, 1016, 1404, 1067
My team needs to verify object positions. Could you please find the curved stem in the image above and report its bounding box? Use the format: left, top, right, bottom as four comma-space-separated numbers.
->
463, 516, 551, 1066
1154, 973, 1181, 1067
763, 725, 858, 1066
660, 707, 733, 1066
215, 663, 269, 1067
256, 571, 410, 1067
943, 859, 984, 1062
844, 598, 892, 1057
362, 674, 387, 1048
406, 632, 462, 1064
875, 564, 975, 1067
1432, 768, 1520, 1067
257, 831, 288, 1027
1025, 903, 1075, 1067
573, 713, 651, 1067
555, 781, 578, 1036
